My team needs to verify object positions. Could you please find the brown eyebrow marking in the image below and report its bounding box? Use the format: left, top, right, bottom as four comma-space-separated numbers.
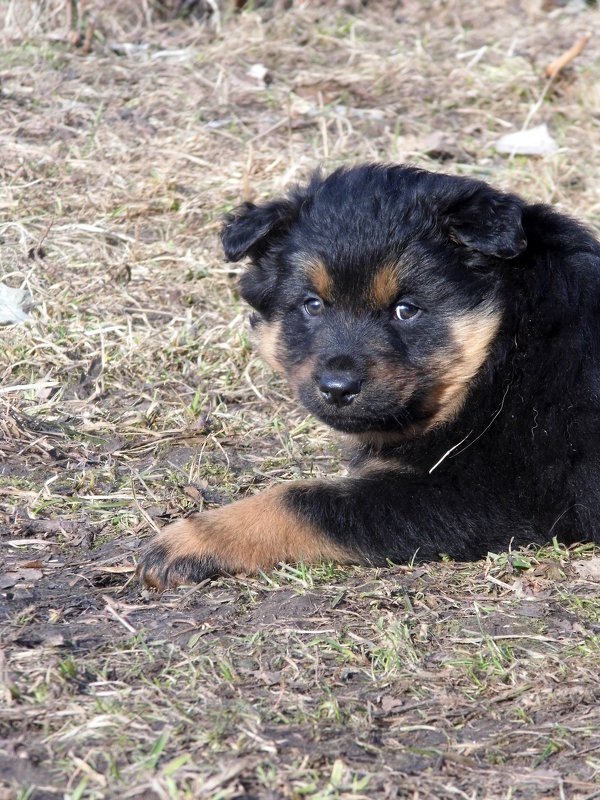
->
305, 256, 333, 302
371, 263, 403, 308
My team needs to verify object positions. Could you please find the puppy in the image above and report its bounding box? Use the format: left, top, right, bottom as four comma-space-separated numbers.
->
137, 164, 600, 589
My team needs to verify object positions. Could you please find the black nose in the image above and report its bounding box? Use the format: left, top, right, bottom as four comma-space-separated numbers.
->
318, 371, 362, 407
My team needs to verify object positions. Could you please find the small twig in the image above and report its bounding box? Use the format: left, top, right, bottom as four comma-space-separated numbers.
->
0, 381, 59, 396
30, 216, 54, 259
131, 479, 161, 535
81, 21, 94, 54
521, 77, 553, 133
485, 574, 515, 592
518, 34, 590, 141
103, 596, 137, 634
205, 0, 221, 33
318, 91, 329, 160
546, 33, 590, 80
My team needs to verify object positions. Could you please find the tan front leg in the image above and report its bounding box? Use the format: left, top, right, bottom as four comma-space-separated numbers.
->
137, 483, 353, 589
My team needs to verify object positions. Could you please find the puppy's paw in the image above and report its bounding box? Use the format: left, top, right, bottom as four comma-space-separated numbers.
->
136, 485, 353, 591
136, 517, 222, 590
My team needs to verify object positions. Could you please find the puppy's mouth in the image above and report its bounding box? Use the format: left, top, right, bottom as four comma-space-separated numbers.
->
297, 380, 423, 436
316, 410, 411, 434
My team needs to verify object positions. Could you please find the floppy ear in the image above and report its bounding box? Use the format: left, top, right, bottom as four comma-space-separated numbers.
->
221, 196, 302, 316
445, 185, 527, 259
221, 199, 298, 262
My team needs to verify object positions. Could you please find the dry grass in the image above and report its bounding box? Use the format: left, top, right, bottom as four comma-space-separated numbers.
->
2, 1, 600, 798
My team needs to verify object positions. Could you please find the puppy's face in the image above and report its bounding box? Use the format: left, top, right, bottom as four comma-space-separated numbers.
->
222, 166, 526, 438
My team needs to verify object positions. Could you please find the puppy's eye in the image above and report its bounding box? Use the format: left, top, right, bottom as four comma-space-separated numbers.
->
304, 297, 323, 317
393, 302, 420, 321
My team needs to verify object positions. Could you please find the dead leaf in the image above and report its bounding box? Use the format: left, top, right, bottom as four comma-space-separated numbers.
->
532, 560, 565, 580
18, 569, 43, 581
512, 576, 552, 596
495, 124, 558, 156
254, 670, 281, 686
21, 560, 45, 569
293, 79, 346, 104
93, 565, 136, 574
0, 573, 19, 589
247, 63, 270, 87
572, 558, 600, 581
183, 484, 205, 504
420, 131, 456, 160
380, 695, 404, 713
0, 282, 31, 324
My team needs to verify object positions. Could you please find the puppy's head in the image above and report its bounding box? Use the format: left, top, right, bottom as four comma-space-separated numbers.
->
221, 165, 526, 439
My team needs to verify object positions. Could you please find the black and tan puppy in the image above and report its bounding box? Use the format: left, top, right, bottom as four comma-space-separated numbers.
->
137, 164, 600, 589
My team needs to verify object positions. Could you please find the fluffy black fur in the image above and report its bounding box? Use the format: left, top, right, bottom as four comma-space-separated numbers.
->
223, 165, 600, 562
137, 164, 600, 589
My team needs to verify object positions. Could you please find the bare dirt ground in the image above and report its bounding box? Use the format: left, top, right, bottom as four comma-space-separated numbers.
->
2, 1, 600, 798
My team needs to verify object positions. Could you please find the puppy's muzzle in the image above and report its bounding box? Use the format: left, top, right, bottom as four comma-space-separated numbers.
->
318, 370, 362, 407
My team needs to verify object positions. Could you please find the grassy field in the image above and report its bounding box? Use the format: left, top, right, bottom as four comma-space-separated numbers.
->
2, 1, 600, 798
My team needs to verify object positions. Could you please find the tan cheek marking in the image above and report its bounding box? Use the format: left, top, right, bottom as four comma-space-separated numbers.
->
427, 310, 502, 429
287, 356, 315, 395
257, 320, 283, 371
257, 322, 315, 396
371, 263, 402, 308
155, 483, 354, 573
368, 360, 415, 392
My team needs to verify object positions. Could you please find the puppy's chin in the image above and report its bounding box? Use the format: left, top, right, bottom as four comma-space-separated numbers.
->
313, 412, 387, 434
299, 395, 412, 436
